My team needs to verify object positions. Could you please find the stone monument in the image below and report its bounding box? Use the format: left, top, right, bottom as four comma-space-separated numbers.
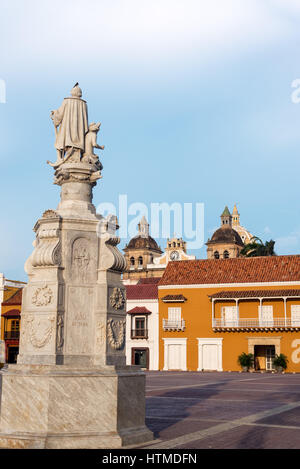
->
0, 84, 153, 448
0, 341, 4, 364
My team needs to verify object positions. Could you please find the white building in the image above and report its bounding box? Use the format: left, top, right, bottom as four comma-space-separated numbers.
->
125, 279, 159, 370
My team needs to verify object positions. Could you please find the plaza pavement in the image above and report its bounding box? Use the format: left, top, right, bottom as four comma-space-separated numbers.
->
0, 370, 300, 449
137, 371, 300, 449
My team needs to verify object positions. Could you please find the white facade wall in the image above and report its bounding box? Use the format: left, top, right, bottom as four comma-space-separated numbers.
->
125, 298, 159, 370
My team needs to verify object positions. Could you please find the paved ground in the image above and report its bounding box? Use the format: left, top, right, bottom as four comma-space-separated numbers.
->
139, 371, 300, 449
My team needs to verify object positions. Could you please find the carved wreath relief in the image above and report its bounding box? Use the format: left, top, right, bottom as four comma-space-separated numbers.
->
25, 315, 55, 349
107, 319, 125, 350
109, 287, 125, 310
32, 285, 53, 306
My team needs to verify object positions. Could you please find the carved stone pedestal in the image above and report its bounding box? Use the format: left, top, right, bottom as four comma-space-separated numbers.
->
0, 85, 153, 447
0, 365, 152, 449
0, 341, 4, 363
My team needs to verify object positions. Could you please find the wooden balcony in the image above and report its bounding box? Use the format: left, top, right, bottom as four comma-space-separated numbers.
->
4, 331, 20, 340
212, 318, 300, 332
131, 329, 148, 339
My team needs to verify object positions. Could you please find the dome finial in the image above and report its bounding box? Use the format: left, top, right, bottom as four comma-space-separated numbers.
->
138, 216, 149, 237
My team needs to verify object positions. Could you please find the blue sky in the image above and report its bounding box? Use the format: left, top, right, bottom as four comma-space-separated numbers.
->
1, 0, 300, 281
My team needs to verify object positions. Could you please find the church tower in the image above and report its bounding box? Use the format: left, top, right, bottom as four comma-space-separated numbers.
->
220, 206, 232, 227
123, 217, 163, 284
232, 204, 240, 227
206, 206, 244, 259
231, 204, 253, 244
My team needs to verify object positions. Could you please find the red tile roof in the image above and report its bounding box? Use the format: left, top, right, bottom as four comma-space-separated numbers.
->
209, 289, 300, 299
159, 256, 300, 286
161, 294, 187, 302
2, 309, 21, 318
2, 288, 22, 305
137, 277, 161, 285
126, 283, 158, 300
127, 306, 152, 315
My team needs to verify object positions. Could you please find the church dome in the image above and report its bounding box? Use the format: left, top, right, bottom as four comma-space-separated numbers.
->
126, 235, 162, 252
210, 226, 244, 246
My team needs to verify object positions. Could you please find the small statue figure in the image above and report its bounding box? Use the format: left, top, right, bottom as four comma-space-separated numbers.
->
83, 122, 105, 169
84, 122, 105, 155
48, 83, 88, 168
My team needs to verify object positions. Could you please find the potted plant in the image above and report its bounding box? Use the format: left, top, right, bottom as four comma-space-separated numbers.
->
273, 354, 288, 373
238, 352, 254, 372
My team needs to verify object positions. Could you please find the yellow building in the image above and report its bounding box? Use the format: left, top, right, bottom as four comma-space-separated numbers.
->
158, 255, 300, 373
1, 288, 22, 363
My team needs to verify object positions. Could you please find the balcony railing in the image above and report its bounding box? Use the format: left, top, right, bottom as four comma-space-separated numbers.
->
4, 331, 20, 340
131, 329, 148, 339
163, 319, 186, 331
213, 318, 300, 330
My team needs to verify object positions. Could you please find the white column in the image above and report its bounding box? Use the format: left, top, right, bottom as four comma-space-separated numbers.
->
283, 297, 287, 327
197, 343, 203, 371
218, 341, 223, 371
236, 299, 239, 326
163, 339, 169, 371
259, 298, 263, 325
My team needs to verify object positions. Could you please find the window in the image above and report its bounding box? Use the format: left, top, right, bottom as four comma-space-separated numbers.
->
163, 308, 185, 331
130, 257, 135, 266
223, 250, 229, 259
168, 307, 181, 324
214, 251, 220, 259
259, 305, 273, 326
131, 316, 148, 339
11, 320, 20, 331
135, 317, 145, 335
221, 306, 238, 326
138, 256, 143, 266
291, 305, 300, 326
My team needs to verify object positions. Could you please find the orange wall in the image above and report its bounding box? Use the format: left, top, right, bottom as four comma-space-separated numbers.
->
1, 287, 21, 341
159, 284, 300, 373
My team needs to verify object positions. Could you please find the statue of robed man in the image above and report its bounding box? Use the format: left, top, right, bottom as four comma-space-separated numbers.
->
49, 83, 88, 166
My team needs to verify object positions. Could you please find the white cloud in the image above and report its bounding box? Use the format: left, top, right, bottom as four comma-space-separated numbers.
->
0, 0, 296, 73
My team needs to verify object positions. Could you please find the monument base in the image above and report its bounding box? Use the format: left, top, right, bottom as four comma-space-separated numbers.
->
0, 364, 153, 449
